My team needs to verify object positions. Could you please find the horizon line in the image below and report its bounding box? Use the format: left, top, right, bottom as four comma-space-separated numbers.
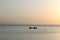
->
0, 24, 60, 26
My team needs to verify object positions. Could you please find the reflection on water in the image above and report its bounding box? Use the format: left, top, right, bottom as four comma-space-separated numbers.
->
0, 26, 60, 40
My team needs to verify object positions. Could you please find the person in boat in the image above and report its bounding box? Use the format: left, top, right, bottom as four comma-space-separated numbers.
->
29, 27, 33, 29
34, 26, 37, 29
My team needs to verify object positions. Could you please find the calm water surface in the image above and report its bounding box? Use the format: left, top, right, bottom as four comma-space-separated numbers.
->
0, 26, 60, 40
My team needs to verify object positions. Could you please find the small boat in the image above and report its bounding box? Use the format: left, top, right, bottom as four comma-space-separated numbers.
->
29, 26, 37, 29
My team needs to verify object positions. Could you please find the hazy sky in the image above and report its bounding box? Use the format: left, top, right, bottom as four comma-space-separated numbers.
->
0, 0, 60, 24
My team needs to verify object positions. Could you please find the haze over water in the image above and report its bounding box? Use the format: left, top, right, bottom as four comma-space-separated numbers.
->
0, 0, 60, 24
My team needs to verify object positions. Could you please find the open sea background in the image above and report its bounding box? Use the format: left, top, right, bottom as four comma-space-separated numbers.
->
0, 26, 60, 40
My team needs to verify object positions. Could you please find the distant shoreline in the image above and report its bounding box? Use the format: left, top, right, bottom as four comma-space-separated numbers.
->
0, 24, 60, 26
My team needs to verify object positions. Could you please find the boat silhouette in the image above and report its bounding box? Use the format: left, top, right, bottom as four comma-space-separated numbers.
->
29, 26, 37, 29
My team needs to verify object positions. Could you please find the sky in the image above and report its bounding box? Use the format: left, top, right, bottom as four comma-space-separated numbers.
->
0, 0, 60, 25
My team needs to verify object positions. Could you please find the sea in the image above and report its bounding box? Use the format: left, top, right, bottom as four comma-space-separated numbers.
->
0, 26, 60, 40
